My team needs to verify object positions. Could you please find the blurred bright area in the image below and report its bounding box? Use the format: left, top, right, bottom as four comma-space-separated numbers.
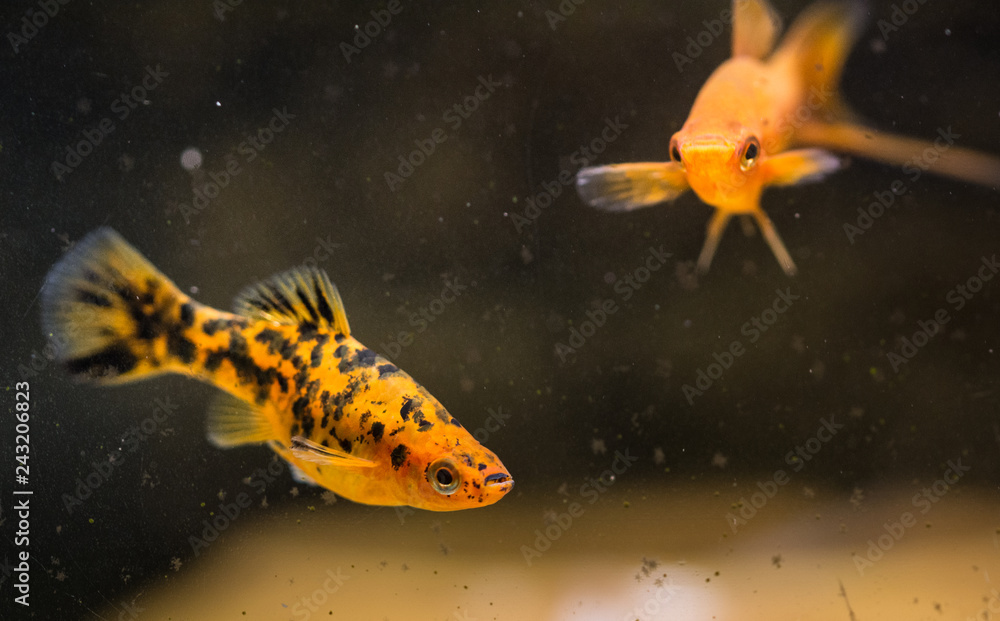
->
104, 481, 1000, 620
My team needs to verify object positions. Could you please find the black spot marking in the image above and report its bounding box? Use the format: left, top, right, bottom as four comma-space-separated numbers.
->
377, 363, 399, 378
321, 389, 354, 426
279, 339, 297, 360
390, 444, 410, 470
298, 321, 320, 341
356, 348, 377, 367
204, 349, 225, 372
307, 333, 329, 368
412, 410, 433, 431
254, 328, 285, 354
66, 342, 138, 378
301, 413, 315, 437
179, 303, 195, 327
76, 290, 112, 307
295, 285, 320, 323
292, 364, 309, 392
370, 421, 385, 442
167, 328, 196, 364
314, 280, 336, 324
334, 333, 346, 343
338, 437, 352, 453
478, 463, 486, 471
269, 289, 297, 317
203, 327, 283, 404
399, 397, 421, 422
292, 396, 310, 419
202, 319, 226, 336
434, 407, 453, 425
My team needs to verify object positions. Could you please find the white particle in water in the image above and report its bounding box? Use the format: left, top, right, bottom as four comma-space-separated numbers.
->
180, 147, 203, 170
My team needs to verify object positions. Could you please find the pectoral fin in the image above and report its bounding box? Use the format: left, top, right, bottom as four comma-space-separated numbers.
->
732, 0, 783, 59
761, 148, 842, 187
576, 162, 689, 212
290, 435, 376, 469
206, 393, 276, 448
288, 462, 321, 486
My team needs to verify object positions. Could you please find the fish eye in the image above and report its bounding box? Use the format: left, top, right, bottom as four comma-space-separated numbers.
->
669, 137, 684, 169
428, 459, 460, 495
740, 136, 761, 171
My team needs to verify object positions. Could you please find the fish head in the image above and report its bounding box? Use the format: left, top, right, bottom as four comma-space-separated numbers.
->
393, 404, 514, 511
669, 127, 765, 212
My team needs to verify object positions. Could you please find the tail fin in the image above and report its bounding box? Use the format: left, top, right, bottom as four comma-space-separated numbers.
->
769, 2, 866, 123
795, 122, 1000, 188
772, 2, 1000, 188
41, 227, 197, 384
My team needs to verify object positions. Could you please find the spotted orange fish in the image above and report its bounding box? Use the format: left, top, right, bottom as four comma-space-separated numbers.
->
42, 228, 513, 511
577, 0, 1000, 275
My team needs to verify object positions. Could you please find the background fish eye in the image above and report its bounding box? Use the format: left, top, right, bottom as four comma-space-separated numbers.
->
740, 136, 761, 170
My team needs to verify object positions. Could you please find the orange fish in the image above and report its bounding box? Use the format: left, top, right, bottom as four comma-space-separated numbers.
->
41, 228, 513, 511
577, 0, 1000, 275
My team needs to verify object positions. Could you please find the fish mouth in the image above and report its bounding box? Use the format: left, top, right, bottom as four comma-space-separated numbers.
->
484, 472, 514, 489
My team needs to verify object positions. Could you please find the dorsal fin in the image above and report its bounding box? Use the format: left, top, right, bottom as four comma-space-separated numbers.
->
732, 0, 783, 59
233, 267, 350, 335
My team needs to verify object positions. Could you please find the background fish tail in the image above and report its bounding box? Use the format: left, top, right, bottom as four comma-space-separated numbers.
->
41, 227, 204, 383
770, 2, 867, 123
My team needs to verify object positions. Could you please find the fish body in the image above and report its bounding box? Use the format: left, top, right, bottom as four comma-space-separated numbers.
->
42, 228, 513, 511
577, 0, 1000, 275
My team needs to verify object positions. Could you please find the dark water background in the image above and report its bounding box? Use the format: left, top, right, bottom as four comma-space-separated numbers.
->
1, 0, 999, 618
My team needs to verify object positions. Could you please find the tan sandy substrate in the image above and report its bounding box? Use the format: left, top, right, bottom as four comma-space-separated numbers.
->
103, 481, 1000, 620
